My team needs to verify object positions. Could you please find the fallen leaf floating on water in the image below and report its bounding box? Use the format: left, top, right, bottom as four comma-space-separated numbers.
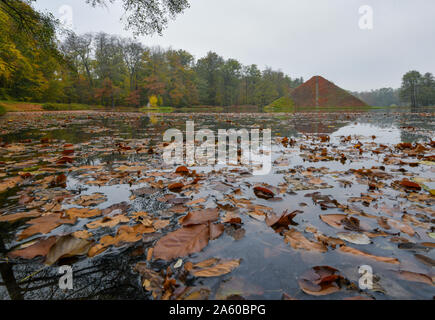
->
253, 186, 275, 200
8, 237, 57, 260
319, 214, 348, 230
339, 246, 400, 264
414, 254, 435, 267
0, 211, 42, 223
336, 232, 371, 245
397, 179, 422, 191
168, 182, 184, 192
72, 193, 107, 207
191, 258, 241, 278
298, 266, 344, 296
0, 176, 23, 193
88, 224, 155, 257
65, 208, 102, 219
385, 218, 415, 237
210, 223, 225, 240
153, 224, 210, 261
179, 208, 219, 226
153, 219, 171, 230
18, 213, 77, 240
266, 210, 302, 231
391, 270, 434, 286
86, 215, 129, 229
222, 212, 242, 225
175, 166, 190, 174
320, 214, 365, 232
284, 229, 327, 252
45, 235, 94, 265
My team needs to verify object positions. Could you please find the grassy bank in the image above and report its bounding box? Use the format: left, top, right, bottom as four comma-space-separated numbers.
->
264, 96, 294, 112
42, 103, 105, 111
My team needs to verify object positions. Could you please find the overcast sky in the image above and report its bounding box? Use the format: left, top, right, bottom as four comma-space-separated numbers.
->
35, 0, 435, 91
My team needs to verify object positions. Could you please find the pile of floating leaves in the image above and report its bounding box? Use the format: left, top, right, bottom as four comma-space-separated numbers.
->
0, 111, 433, 300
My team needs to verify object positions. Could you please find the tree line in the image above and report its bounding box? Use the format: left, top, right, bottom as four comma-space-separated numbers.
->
1, 1, 434, 109
0, 1, 302, 108
352, 72, 435, 107
58, 32, 303, 108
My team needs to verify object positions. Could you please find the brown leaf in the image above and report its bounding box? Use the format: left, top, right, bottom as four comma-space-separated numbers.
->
398, 179, 421, 191
210, 223, 225, 240
45, 235, 93, 265
175, 166, 189, 174
284, 229, 327, 253
298, 266, 343, 296
180, 208, 219, 226
191, 259, 241, 277
319, 214, 348, 229
0, 211, 42, 223
65, 208, 102, 219
266, 210, 301, 230
8, 237, 57, 259
253, 186, 275, 199
18, 213, 77, 240
339, 246, 400, 264
222, 212, 242, 225
168, 183, 184, 192
0, 176, 23, 193
153, 224, 210, 260
392, 270, 433, 286
86, 215, 129, 229
386, 218, 415, 237
414, 254, 435, 267
153, 219, 170, 230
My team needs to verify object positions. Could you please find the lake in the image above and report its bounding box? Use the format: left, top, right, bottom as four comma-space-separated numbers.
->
0, 108, 434, 300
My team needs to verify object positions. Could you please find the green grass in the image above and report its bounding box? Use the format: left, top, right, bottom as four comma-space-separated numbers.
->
42, 103, 105, 111
140, 106, 175, 113
264, 96, 294, 113
179, 106, 224, 113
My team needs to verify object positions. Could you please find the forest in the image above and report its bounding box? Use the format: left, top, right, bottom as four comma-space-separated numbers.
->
1, 0, 434, 110
0, 1, 302, 109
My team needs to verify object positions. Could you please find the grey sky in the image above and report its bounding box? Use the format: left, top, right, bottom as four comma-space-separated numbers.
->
35, 0, 435, 91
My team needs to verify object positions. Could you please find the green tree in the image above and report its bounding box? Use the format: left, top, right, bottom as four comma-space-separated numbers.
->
400, 71, 422, 108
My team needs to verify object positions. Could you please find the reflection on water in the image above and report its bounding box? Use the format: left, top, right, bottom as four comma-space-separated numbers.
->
0, 107, 434, 300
